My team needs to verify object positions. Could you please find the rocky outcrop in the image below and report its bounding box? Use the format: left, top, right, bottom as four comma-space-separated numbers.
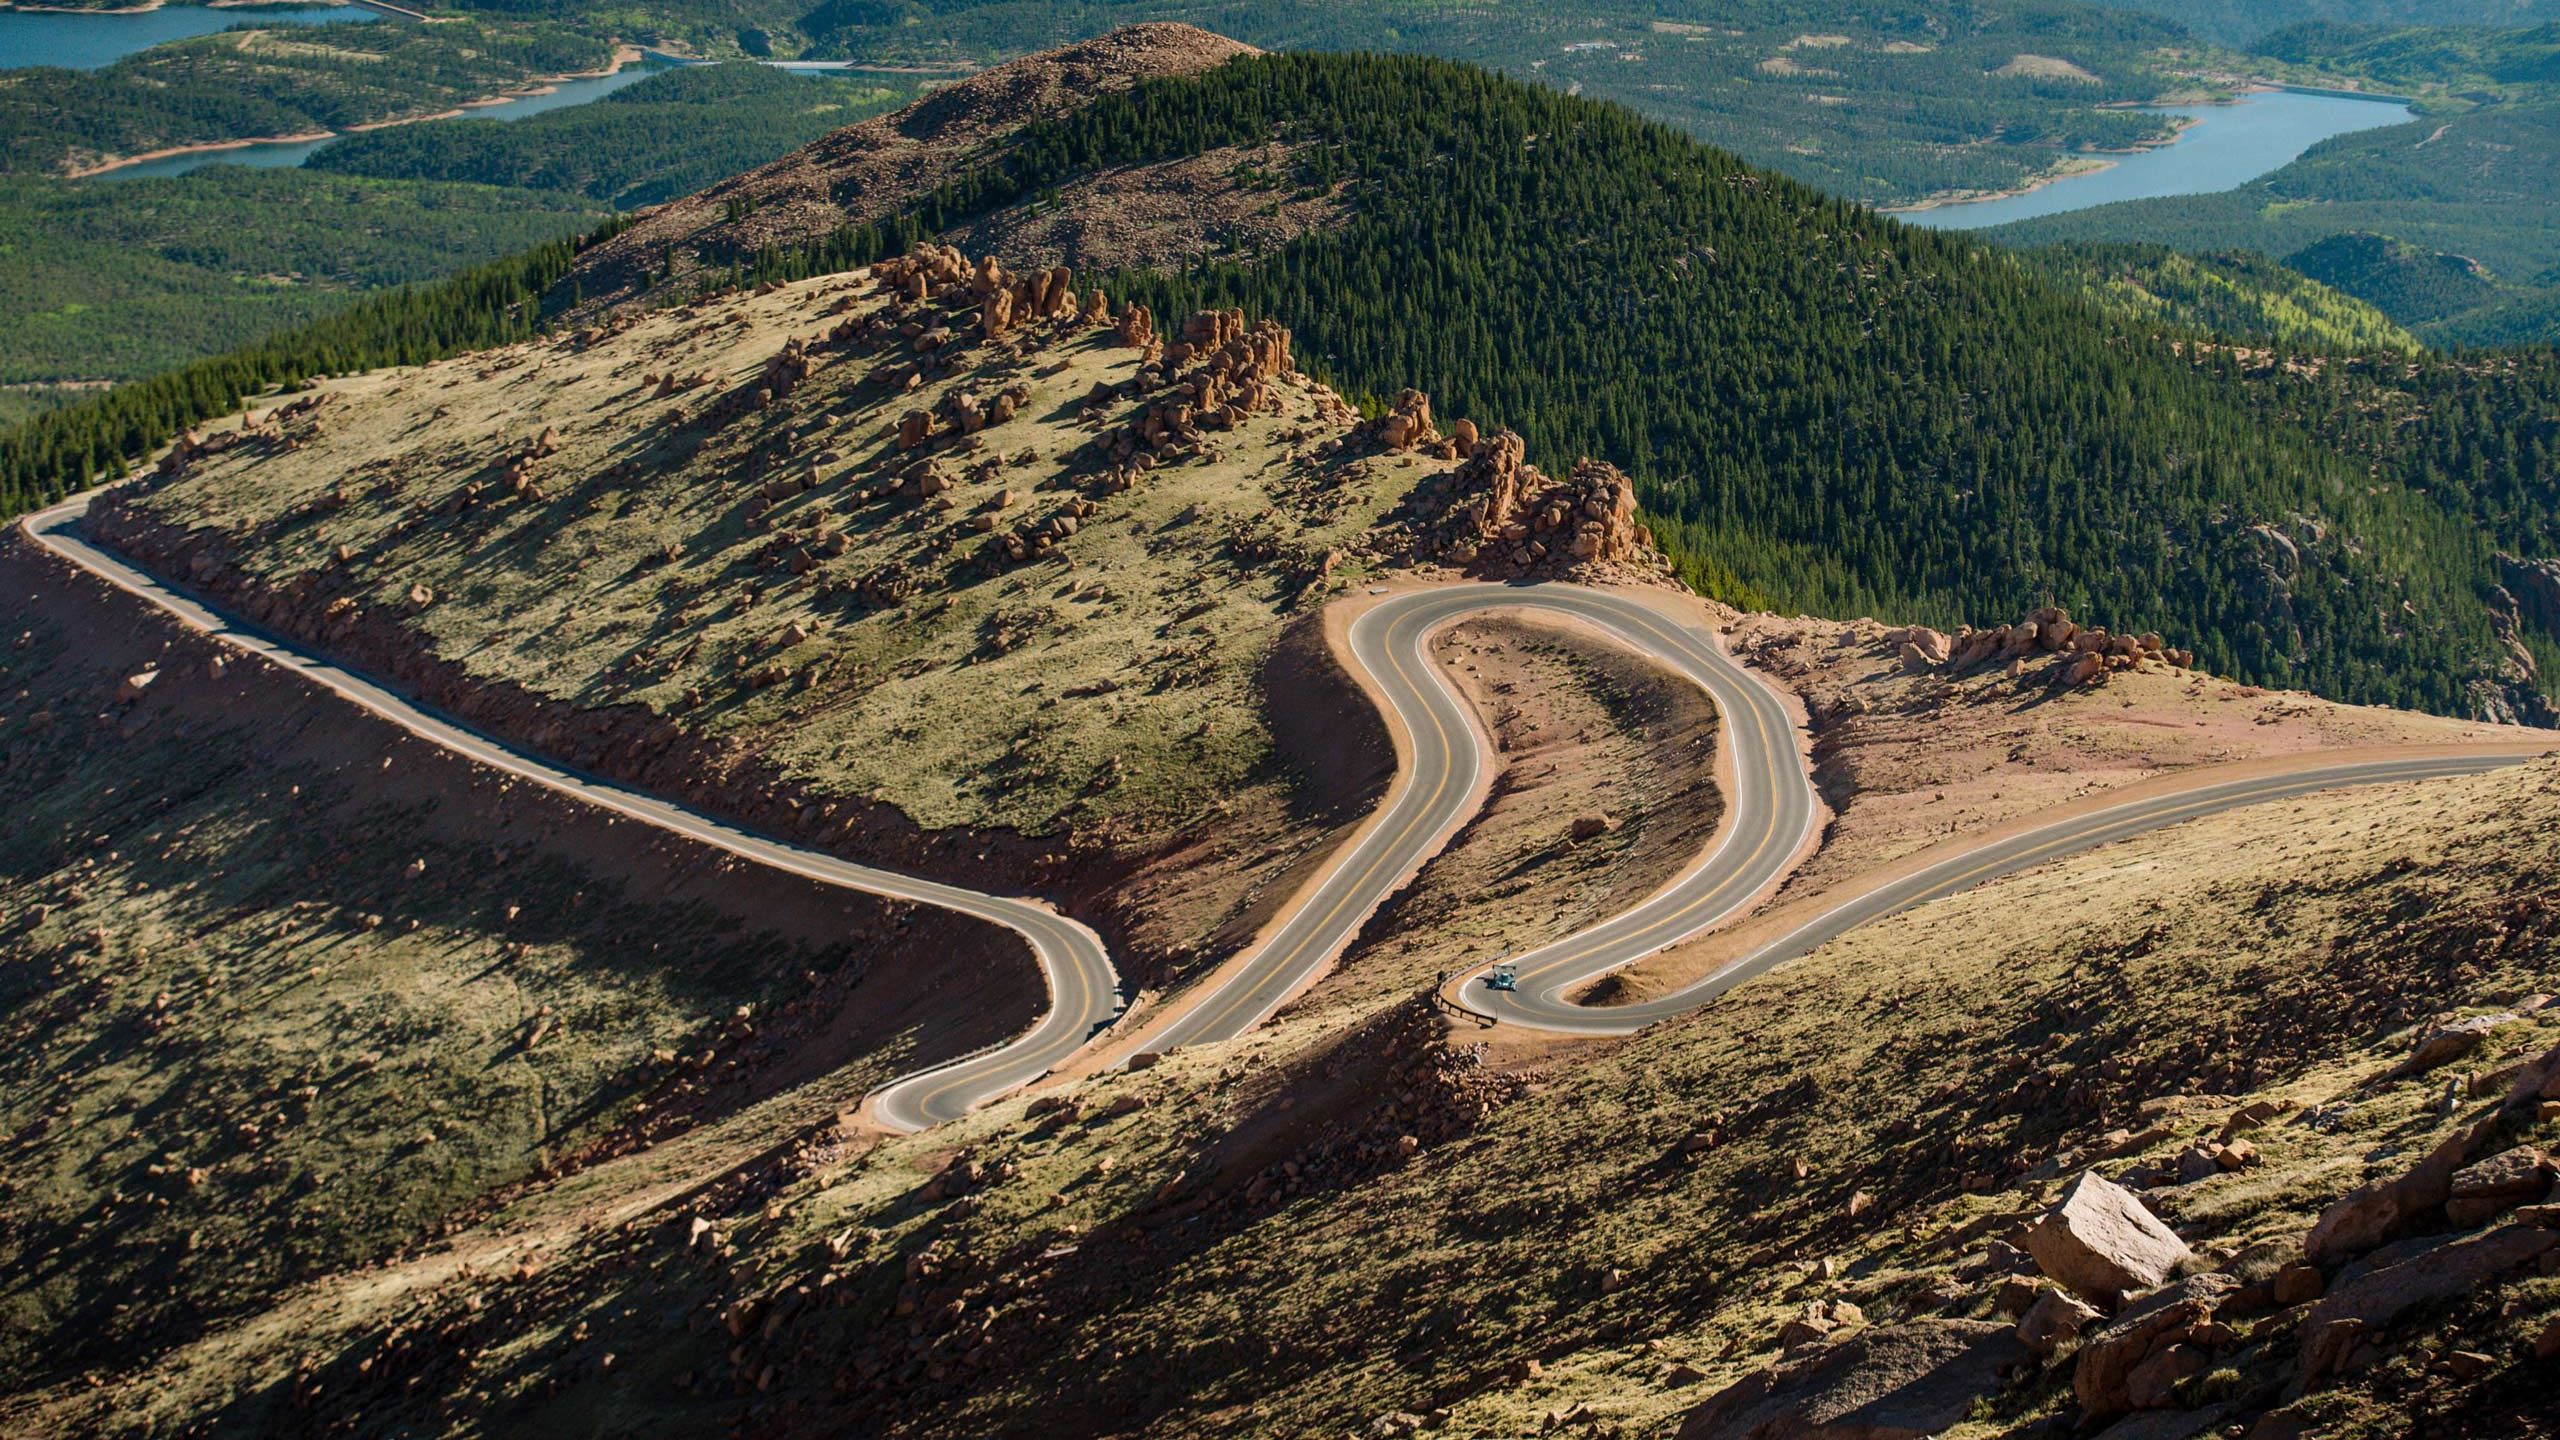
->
2500, 553, 2560, 640
1406, 425, 1662, 577
2071, 1274, 2234, 1422
2297, 1224, 2560, 1383
1082, 307, 1300, 483
1927, 606, 2194, 688
1678, 1320, 2025, 1440
2306, 1040, 2560, 1265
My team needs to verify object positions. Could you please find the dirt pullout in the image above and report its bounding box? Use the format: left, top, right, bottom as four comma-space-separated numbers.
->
1577, 605, 2540, 1004
0, 534, 1033, 1397
560, 24, 1257, 315
1724, 606, 2527, 899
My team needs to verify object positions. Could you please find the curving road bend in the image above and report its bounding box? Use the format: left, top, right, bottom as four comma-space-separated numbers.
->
1462, 750, 2545, 1033
33, 484, 2554, 1114
1142, 583, 1820, 1050
22, 494, 1124, 1133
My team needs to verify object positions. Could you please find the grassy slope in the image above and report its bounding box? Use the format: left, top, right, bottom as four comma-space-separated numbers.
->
0, 539, 1034, 1397
2021, 241, 2420, 351
105, 273, 1414, 843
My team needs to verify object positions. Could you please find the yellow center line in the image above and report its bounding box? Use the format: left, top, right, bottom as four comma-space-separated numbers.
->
1176, 602, 1468, 1041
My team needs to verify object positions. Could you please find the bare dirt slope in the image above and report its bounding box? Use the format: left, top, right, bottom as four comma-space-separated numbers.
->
561, 24, 1258, 315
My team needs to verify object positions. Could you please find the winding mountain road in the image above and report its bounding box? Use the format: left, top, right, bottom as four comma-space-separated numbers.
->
1460, 750, 2546, 1032
28, 493, 2555, 1127
1139, 583, 1819, 1051
24, 494, 1122, 1133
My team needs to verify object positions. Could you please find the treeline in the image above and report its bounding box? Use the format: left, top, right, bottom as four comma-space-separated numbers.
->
0, 222, 621, 520
308, 62, 911, 208
737, 51, 2534, 713
1, 18, 613, 176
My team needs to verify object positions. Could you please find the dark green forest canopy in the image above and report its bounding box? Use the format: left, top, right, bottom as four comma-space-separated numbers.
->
0, 170, 606, 385
743, 51, 2540, 714
792, 0, 2214, 206
2080, 0, 2560, 48
11, 51, 2558, 726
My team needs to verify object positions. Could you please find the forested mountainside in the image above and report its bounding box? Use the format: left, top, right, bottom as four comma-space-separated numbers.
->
724, 49, 2556, 718
789, 0, 2217, 207
0, 18, 615, 178
11, 46, 2560, 723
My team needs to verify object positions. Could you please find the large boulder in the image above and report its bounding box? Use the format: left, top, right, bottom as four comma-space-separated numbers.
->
2017, 1287, 2103, 1356
1678, 1320, 2025, 1440
2026, 1172, 2193, 1304
2297, 1224, 2560, 1382
2443, 1146, 2553, 1227
2401, 1013, 2520, 1076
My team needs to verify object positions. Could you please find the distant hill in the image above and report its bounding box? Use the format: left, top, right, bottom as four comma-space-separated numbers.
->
16, 33, 2560, 722
2286, 230, 2509, 324
2083, 0, 2560, 48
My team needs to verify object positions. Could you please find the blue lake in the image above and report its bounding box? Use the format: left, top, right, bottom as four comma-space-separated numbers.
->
1899, 88, 2415, 230
0, 2, 374, 72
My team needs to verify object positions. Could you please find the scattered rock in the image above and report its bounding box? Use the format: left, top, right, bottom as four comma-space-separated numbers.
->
1777, 1298, 1866, 1349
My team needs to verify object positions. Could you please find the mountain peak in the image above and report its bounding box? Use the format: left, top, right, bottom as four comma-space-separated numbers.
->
563, 25, 1256, 316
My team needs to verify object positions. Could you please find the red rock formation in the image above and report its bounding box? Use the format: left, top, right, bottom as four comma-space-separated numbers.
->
1412, 426, 1658, 575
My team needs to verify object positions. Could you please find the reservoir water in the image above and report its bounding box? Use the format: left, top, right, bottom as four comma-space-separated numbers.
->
0, 2, 375, 71
1899, 88, 2415, 230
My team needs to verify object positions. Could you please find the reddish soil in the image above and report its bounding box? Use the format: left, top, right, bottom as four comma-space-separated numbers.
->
560, 24, 1258, 316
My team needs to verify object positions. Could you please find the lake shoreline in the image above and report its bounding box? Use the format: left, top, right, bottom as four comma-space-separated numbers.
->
1883, 112, 2205, 219
63, 41, 647, 179
1887, 85, 2413, 230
